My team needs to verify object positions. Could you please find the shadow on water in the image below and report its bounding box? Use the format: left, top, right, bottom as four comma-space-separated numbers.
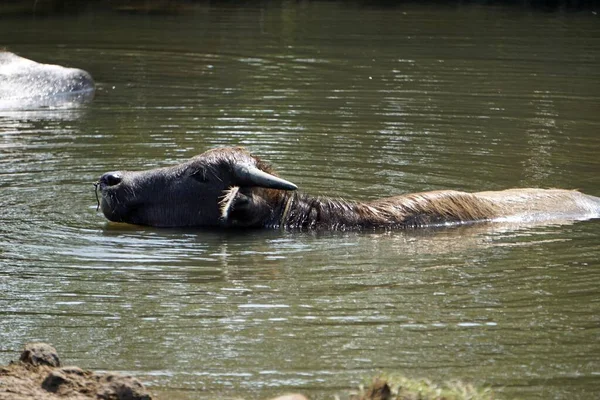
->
352, 0, 600, 11
1, 0, 599, 16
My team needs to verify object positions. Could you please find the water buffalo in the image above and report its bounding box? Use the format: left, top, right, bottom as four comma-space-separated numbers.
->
96, 147, 600, 229
0, 51, 95, 110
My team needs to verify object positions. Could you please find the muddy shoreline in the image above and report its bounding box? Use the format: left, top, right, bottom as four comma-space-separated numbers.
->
0, 343, 310, 400
0, 343, 152, 400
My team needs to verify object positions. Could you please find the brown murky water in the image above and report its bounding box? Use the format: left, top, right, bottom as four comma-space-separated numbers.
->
1, 3, 599, 399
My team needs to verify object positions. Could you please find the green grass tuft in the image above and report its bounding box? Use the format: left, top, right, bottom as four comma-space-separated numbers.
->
350, 374, 498, 400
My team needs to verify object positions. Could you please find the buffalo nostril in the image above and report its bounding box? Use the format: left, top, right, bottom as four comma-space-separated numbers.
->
100, 171, 122, 187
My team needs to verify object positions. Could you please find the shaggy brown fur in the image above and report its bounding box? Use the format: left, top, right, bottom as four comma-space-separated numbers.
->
274, 190, 500, 229
270, 187, 600, 230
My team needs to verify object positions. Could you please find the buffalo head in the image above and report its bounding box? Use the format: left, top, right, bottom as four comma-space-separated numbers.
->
96, 147, 297, 228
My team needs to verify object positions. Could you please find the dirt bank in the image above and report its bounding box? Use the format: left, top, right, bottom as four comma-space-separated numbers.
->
0, 343, 311, 400
0, 343, 151, 400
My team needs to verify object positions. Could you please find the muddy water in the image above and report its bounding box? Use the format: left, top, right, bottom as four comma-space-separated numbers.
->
1, 3, 600, 399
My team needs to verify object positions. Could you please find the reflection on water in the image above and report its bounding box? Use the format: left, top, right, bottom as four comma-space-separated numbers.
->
1, 2, 600, 400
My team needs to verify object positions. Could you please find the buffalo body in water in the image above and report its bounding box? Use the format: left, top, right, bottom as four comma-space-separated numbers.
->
0, 51, 95, 110
97, 147, 600, 230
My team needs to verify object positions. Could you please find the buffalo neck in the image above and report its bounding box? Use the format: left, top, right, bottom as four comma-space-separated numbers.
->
269, 191, 400, 230
269, 190, 500, 230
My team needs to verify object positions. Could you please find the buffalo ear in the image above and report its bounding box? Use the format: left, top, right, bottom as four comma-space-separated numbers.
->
218, 186, 273, 227
219, 186, 244, 222
233, 164, 297, 191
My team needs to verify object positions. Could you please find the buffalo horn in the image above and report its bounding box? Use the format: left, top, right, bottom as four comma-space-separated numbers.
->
234, 165, 297, 191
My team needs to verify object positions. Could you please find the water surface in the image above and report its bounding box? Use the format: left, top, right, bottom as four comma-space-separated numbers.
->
1, 3, 600, 399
